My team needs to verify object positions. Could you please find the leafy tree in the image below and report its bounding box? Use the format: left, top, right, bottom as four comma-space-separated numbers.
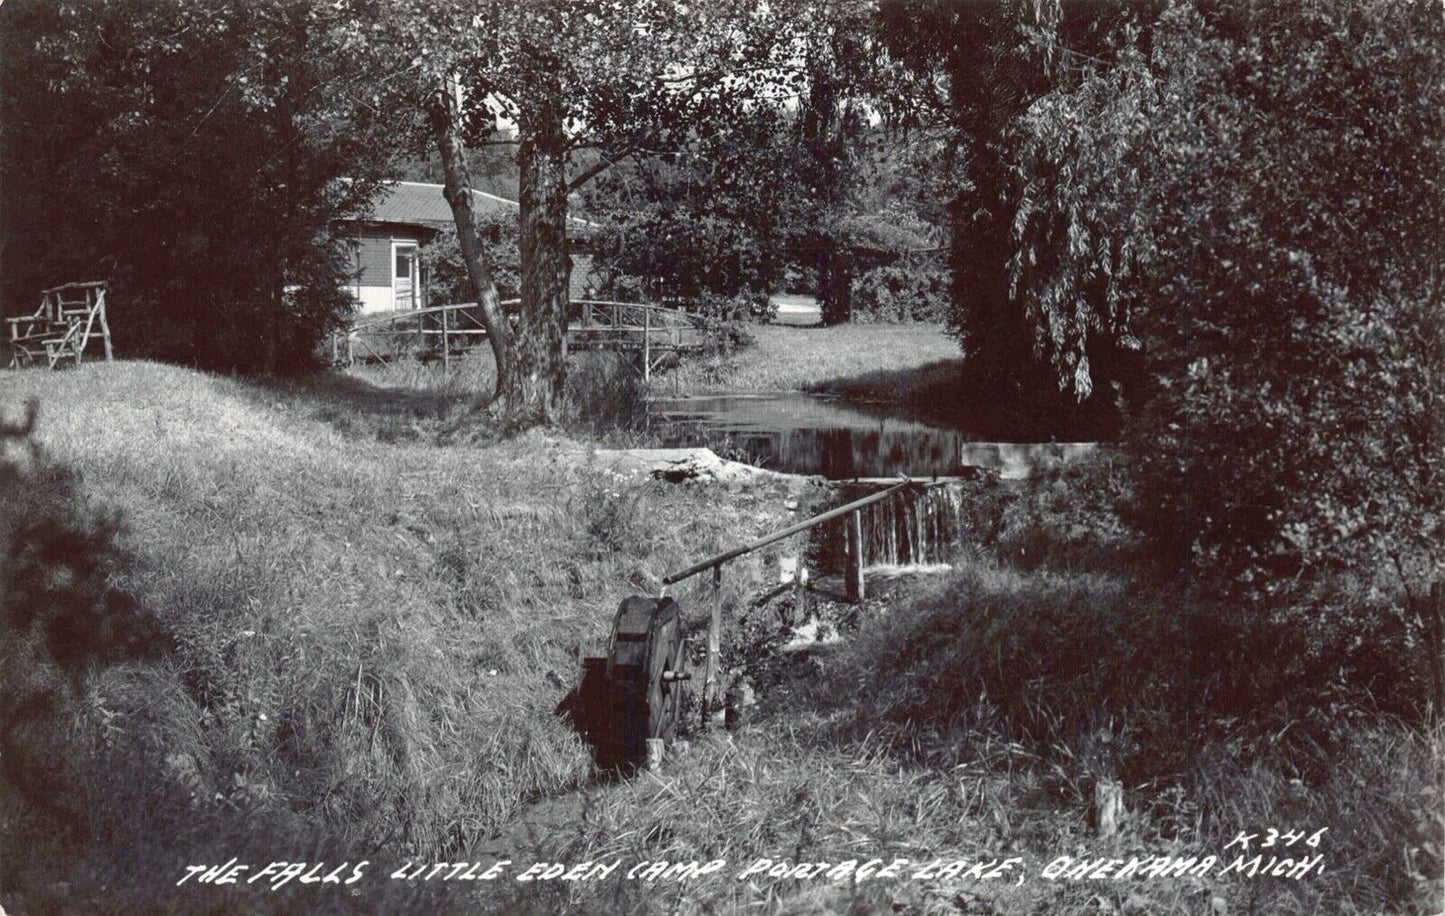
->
419, 212, 520, 307
851, 256, 949, 323
785, 0, 885, 325
878, 0, 1152, 393
581, 106, 803, 303
362, 0, 793, 429
0, 0, 397, 373
998, 0, 1444, 707
579, 7, 948, 326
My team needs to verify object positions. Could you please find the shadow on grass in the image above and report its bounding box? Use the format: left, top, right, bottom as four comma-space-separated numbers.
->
806, 358, 1120, 441
240, 370, 493, 444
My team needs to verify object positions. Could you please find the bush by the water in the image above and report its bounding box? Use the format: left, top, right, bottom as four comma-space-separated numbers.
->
990, 0, 1444, 665
851, 259, 949, 324
843, 533, 1443, 912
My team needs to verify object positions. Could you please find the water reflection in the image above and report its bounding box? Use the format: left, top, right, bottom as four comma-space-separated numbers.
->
649, 394, 1096, 480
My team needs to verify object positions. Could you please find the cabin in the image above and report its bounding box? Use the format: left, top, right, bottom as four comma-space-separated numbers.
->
337, 180, 598, 315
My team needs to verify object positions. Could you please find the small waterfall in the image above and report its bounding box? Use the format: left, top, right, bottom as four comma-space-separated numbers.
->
813, 480, 973, 572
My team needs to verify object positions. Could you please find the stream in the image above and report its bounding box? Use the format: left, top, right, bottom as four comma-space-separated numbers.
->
649, 392, 1098, 569
648, 392, 1095, 481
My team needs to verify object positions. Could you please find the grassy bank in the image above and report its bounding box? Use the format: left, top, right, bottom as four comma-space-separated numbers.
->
2, 360, 1438, 914
337, 323, 964, 404
0, 360, 821, 911
668, 322, 1114, 439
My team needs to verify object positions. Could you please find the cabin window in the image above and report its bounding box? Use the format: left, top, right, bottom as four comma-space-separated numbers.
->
395, 249, 412, 279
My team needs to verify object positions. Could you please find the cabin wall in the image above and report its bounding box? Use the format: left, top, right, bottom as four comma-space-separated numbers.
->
569, 252, 595, 301
345, 224, 430, 314
340, 218, 597, 315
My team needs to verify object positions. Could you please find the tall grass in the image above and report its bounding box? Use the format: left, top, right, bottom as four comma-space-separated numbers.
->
827, 486, 1444, 914
3, 361, 1438, 914
0, 361, 823, 910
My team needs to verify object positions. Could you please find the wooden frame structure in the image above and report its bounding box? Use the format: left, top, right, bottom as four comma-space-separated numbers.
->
661, 478, 926, 724
569, 301, 712, 381
330, 300, 511, 368
5, 281, 114, 370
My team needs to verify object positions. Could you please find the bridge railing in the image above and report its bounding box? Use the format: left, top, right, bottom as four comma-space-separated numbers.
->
575, 300, 708, 332
332, 300, 518, 367
331, 298, 716, 371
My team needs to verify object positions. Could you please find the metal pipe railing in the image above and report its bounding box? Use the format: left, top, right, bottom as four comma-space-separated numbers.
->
662, 477, 917, 585
663, 475, 932, 724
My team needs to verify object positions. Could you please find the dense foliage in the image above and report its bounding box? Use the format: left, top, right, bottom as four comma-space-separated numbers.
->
1009, 1, 1443, 624
0, 0, 397, 373
582, 110, 802, 302
851, 257, 949, 323
419, 213, 521, 306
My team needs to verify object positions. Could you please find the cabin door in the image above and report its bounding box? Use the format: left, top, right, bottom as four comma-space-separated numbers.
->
392, 242, 420, 310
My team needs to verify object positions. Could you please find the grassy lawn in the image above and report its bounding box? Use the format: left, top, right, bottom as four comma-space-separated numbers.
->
673, 322, 961, 394
669, 322, 1114, 439
337, 322, 965, 404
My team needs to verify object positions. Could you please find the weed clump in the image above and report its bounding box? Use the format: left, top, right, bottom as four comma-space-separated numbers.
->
838, 451, 1444, 913
563, 350, 650, 439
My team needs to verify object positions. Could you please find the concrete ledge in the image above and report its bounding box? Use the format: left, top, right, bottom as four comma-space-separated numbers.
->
592, 447, 818, 487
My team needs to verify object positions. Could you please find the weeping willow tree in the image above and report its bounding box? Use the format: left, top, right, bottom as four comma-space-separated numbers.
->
878, 0, 1150, 402
935, 0, 1445, 710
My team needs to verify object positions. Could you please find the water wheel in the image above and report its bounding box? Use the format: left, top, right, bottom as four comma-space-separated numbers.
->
596, 596, 689, 766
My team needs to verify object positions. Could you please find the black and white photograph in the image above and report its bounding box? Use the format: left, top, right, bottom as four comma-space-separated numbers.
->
0, 0, 1441, 912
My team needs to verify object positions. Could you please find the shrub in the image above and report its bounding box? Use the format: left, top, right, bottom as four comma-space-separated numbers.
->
851, 259, 949, 323
992, 452, 1141, 572
417, 213, 521, 307
562, 350, 649, 438
995, 0, 1444, 714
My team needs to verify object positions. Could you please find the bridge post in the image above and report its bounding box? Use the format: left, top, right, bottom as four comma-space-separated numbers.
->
98, 290, 113, 361
441, 306, 450, 372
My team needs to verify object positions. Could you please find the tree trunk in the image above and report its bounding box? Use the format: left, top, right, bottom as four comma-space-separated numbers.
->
818, 242, 852, 325
503, 98, 571, 429
428, 82, 510, 400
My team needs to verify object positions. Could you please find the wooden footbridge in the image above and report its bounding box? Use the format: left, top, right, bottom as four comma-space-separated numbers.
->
332, 299, 715, 380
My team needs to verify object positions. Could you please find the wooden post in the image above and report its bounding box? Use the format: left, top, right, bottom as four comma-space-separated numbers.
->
98, 292, 113, 361
643, 307, 651, 383
1095, 778, 1125, 837
441, 307, 450, 372
704, 563, 722, 725
1424, 578, 1444, 719
846, 509, 865, 603
792, 562, 808, 626
346, 331, 353, 366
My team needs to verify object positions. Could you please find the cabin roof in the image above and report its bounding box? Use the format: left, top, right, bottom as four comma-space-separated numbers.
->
363, 180, 596, 236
